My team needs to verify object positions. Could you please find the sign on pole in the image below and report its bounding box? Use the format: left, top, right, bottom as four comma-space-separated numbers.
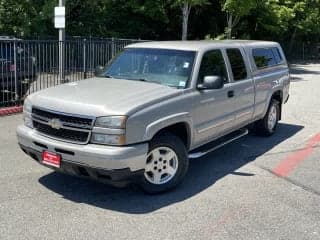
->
54, 7, 65, 29
55, 3, 66, 82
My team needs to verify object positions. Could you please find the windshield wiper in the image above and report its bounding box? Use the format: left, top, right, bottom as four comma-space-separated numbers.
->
130, 78, 160, 85
103, 76, 175, 88
131, 78, 181, 89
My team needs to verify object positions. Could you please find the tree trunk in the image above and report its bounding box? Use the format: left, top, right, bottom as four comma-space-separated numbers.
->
182, 3, 190, 40
226, 14, 240, 39
288, 28, 297, 53
226, 14, 233, 39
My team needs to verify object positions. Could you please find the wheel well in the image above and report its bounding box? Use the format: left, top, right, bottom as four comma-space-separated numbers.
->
271, 90, 283, 120
271, 90, 283, 103
153, 122, 190, 150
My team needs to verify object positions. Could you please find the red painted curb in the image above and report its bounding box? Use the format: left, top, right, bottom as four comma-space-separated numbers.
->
273, 133, 320, 177
0, 105, 23, 116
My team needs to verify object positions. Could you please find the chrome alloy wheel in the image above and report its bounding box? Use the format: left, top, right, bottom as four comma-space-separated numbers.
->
144, 147, 179, 185
268, 104, 277, 130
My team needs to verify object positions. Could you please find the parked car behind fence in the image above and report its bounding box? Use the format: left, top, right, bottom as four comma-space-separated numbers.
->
0, 37, 37, 105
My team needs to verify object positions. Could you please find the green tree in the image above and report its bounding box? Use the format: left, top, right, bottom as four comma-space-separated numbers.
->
221, 0, 256, 39
0, 0, 56, 37
0, 0, 318, 55
245, 1, 319, 45
0, 0, 33, 36
286, 0, 320, 51
64, 0, 171, 39
175, 0, 208, 40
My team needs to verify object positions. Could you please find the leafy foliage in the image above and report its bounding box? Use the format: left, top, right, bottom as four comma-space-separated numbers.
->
222, 0, 256, 38
0, 0, 318, 46
174, 0, 209, 39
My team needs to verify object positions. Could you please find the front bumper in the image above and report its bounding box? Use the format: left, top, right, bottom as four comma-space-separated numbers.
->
17, 125, 148, 185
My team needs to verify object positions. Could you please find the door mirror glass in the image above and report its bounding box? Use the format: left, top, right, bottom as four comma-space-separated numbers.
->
198, 76, 224, 90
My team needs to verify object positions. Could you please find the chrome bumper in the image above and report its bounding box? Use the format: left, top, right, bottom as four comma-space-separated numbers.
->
16, 125, 148, 171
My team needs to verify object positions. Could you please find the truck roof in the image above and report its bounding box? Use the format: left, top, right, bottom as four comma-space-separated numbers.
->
127, 40, 279, 51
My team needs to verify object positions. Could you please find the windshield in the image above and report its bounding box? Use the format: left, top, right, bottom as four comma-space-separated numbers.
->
100, 48, 196, 88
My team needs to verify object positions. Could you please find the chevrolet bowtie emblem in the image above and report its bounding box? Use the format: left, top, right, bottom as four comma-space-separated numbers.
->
48, 118, 62, 130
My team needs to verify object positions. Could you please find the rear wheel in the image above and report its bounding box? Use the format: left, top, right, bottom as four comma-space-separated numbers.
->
139, 132, 189, 194
255, 99, 280, 136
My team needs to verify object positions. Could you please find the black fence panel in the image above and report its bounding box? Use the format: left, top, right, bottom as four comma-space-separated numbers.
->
0, 38, 142, 108
281, 41, 320, 62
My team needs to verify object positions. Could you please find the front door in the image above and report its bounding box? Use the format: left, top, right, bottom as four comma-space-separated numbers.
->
192, 49, 236, 147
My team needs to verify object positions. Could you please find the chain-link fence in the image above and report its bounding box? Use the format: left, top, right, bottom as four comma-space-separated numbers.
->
0, 38, 142, 108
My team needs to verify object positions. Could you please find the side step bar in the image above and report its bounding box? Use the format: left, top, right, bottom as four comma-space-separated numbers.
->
188, 128, 249, 159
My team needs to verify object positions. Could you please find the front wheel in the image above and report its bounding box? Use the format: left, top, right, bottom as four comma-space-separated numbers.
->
139, 132, 189, 194
254, 99, 280, 136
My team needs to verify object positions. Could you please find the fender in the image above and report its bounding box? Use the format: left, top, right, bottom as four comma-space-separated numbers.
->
262, 87, 283, 118
143, 112, 193, 143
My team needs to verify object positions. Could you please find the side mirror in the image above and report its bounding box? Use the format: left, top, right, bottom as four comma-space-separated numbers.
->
94, 65, 105, 76
198, 76, 224, 90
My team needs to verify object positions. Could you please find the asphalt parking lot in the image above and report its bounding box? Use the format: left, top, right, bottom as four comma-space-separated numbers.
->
0, 63, 320, 240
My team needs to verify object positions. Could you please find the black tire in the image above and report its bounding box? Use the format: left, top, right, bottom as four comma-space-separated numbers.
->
17, 75, 36, 99
17, 83, 29, 99
254, 99, 280, 136
139, 132, 189, 194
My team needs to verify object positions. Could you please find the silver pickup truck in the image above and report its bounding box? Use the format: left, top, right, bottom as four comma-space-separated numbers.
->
17, 40, 290, 193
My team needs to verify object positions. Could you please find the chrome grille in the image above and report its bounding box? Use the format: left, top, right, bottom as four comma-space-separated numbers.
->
31, 107, 95, 144
33, 121, 90, 143
32, 108, 93, 129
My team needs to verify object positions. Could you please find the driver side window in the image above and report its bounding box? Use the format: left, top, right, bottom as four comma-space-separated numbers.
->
198, 50, 228, 84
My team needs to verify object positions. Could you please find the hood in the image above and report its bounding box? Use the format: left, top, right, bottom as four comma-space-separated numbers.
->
28, 77, 181, 117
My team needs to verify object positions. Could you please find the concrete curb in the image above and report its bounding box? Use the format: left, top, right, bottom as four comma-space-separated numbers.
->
0, 106, 23, 117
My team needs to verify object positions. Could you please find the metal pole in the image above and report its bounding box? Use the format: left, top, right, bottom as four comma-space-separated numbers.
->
13, 40, 18, 101
58, 0, 65, 83
302, 42, 305, 61
111, 37, 115, 57
83, 39, 87, 79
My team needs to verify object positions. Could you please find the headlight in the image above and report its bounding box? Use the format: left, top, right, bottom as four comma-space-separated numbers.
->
24, 115, 33, 128
23, 98, 32, 113
91, 133, 125, 145
23, 98, 33, 128
95, 116, 127, 129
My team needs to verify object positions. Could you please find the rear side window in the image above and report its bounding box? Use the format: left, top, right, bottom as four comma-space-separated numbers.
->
226, 48, 248, 81
198, 50, 228, 83
271, 48, 283, 64
253, 48, 282, 69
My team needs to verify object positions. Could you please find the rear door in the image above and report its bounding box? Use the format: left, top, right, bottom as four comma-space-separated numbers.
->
224, 48, 255, 128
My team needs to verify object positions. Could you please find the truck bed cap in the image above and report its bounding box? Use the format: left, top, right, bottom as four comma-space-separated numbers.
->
127, 40, 279, 51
